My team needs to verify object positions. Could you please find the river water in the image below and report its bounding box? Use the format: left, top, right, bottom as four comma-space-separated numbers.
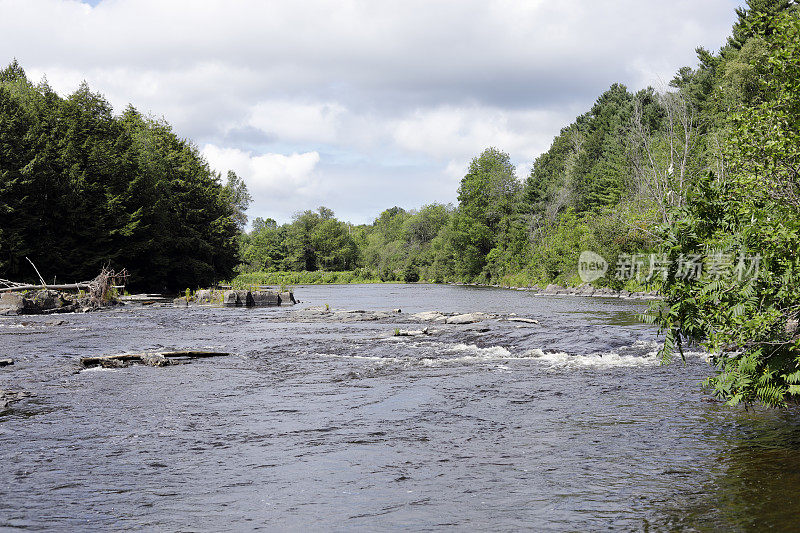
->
2, 284, 800, 531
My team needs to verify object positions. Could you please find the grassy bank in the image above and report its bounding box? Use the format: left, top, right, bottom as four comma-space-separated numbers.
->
230, 270, 386, 287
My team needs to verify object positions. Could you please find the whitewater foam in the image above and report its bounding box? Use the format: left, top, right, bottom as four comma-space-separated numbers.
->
524, 348, 659, 368
316, 341, 661, 369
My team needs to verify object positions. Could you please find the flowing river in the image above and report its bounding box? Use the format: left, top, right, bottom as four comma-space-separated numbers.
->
2, 284, 800, 531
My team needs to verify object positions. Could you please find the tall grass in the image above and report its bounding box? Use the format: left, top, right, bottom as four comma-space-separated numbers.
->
230, 270, 387, 287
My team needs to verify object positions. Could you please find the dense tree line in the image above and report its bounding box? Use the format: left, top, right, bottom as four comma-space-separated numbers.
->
0, 62, 246, 291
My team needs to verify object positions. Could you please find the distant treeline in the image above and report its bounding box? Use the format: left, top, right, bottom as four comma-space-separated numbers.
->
0, 61, 248, 291
238, 84, 664, 287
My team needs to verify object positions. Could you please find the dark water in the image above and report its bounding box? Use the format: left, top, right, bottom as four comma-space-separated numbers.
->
2, 284, 800, 531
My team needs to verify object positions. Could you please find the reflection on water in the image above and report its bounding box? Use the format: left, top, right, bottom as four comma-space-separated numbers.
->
1, 284, 799, 531
651, 407, 800, 530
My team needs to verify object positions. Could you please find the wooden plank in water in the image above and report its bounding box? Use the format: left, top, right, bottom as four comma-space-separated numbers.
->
80, 350, 230, 368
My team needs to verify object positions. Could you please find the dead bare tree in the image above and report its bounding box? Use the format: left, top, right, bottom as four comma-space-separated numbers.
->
628, 90, 701, 224
707, 127, 727, 185
544, 127, 584, 223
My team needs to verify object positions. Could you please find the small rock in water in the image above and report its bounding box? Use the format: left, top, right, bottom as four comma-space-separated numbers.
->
446, 313, 488, 325
139, 353, 171, 367
0, 358, 14, 367
541, 284, 564, 295
412, 311, 445, 322
393, 327, 429, 337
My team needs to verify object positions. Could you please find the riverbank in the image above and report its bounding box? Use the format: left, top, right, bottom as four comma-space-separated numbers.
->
451, 282, 660, 300
231, 271, 659, 300
0, 289, 122, 316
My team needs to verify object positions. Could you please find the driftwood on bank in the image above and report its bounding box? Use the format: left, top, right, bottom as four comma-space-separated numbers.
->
0, 267, 128, 296
80, 350, 230, 369
0, 283, 93, 293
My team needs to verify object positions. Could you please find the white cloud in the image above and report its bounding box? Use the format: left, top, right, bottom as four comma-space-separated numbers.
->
247, 100, 346, 145
202, 144, 321, 221
391, 105, 567, 162
1, 0, 741, 222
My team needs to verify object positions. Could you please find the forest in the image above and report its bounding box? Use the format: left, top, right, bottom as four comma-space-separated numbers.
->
0, 62, 247, 292
1, 0, 798, 405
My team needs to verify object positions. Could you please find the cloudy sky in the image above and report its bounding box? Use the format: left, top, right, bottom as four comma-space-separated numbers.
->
1, 0, 740, 224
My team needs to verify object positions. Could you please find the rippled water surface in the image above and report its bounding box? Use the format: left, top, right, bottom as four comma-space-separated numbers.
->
2, 284, 800, 531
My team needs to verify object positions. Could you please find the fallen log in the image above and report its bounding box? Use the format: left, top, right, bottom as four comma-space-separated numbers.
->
0, 283, 93, 293
506, 317, 540, 324
393, 327, 430, 337
80, 350, 230, 369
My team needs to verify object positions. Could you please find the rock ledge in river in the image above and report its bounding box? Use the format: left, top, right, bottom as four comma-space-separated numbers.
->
446, 312, 490, 324
1, 289, 115, 315
221, 290, 295, 307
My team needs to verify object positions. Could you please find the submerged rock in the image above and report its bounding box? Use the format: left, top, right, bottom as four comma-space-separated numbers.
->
0, 389, 31, 410
462, 324, 491, 332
